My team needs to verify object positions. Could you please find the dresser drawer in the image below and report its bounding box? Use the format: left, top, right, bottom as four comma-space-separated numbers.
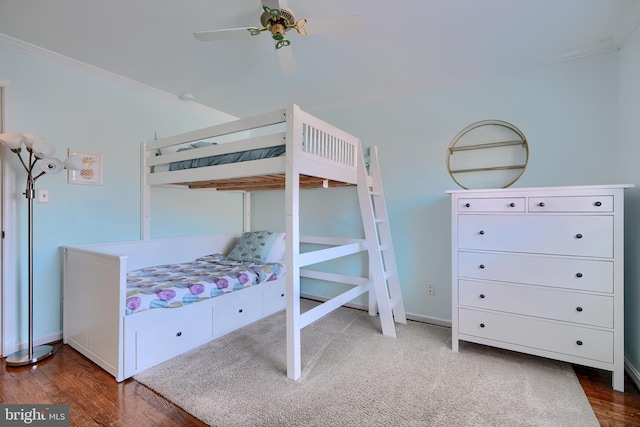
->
458, 280, 613, 327
458, 214, 613, 257
457, 197, 525, 212
529, 196, 613, 213
458, 308, 613, 363
458, 251, 613, 292
212, 286, 263, 337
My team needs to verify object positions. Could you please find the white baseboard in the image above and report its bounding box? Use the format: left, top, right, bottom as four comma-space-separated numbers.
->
625, 357, 640, 391
10, 332, 62, 354
299, 292, 452, 328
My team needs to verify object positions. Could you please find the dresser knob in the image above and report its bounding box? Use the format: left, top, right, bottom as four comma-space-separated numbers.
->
465, 203, 471, 208
480, 323, 485, 328
576, 340, 583, 346
176, 332, 182, 337
238, 308, 243, 313
576, 307, 583, 312
576, 233, 583, 239
594, 201, 602, 207
509, 202, 516, 208
576, 272, 583, 278
479, 230, 485, 235
538, 202, 545, 207
480, 294, 485, 299
479, 264, 485, 269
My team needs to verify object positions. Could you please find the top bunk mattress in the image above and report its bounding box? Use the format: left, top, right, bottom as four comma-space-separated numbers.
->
144, 105, 362, 191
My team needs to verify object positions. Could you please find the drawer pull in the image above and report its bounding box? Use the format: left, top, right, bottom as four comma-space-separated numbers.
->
509, 202, 516, 208
594, 201, 602, 207
464, 203, 471, 208
176, 332, 182, 337
281, 293, 285, 297
576, 307, 583, 312
480, 323, 485, 328
538, 202, 545, 207
479, 230, 485, 235
479, 264, 485, 269
575, 233, 583, 239
576, 272, 583, 278
479, 294, 485, 299
576, 340, 583, 346
238, 308, 243, 313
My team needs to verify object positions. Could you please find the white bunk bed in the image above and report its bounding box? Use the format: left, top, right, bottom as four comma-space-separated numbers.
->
63, 104, 405, 382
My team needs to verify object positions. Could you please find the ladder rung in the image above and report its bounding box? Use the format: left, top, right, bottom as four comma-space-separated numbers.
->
379, 244, 390, 251
389, 295, 402, 309
384, 270, 396, 280
370, 191, 383, 197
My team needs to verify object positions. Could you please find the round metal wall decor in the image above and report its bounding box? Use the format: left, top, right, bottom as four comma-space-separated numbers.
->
446, 120, 528, 189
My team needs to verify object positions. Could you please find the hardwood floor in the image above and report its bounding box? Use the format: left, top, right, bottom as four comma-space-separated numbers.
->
2, 342, 640, 426
574, 364, 640, 426
0, 343, 206, 426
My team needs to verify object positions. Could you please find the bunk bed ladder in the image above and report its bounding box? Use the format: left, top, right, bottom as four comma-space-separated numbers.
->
357, 146, 407, 337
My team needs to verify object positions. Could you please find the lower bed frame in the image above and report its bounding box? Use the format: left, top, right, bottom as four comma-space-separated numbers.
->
62, 233, 286, 382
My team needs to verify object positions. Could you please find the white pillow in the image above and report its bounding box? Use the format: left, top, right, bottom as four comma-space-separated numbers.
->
265, 233, 286, 262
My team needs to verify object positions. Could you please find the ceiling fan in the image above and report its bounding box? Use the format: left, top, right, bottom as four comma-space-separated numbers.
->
193, 0, 364, 73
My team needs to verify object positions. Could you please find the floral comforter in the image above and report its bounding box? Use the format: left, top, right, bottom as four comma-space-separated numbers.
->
125, 253, 284, 315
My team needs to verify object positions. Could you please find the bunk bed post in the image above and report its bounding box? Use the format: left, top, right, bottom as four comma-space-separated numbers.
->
285, 105, 302, 380
243, 191, 250, 232
141, 141, 151, 240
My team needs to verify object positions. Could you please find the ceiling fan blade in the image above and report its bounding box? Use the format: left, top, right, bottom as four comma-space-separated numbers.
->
194, 27, 256, 42
304, 15, 364, 35
277, 44, 296, 74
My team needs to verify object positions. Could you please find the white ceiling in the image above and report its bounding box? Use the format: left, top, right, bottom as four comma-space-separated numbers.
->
1, 0, 639, 118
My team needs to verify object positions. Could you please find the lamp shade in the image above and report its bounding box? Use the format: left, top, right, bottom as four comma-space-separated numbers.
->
36, 157, 64, 175
0, 132, 24, 150
30, 141, 56, 158
21, 132, 45, 148
63, 154, 83, 170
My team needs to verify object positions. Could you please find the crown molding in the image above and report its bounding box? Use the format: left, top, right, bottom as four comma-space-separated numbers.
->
613, 1, 640, 48
0, 33, 238, 122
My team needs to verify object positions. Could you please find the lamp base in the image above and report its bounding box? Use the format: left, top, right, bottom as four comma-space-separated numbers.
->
5, 345, 54, 367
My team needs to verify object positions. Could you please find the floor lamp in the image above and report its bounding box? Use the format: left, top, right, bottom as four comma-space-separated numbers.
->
0, 132, 82, 366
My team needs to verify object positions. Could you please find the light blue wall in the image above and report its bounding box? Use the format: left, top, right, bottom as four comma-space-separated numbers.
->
618, 24, 640, 376
0, 46, 244, 346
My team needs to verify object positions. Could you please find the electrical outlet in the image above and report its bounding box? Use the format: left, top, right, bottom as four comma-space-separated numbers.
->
427, 283, 435, 296
37, 189, 50, 203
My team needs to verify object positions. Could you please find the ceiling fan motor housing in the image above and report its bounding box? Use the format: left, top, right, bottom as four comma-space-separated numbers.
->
260, 8, 295, 40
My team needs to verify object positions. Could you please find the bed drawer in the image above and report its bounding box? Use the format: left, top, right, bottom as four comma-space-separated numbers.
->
263, 280, 286, 316
458, 280, 613, 328
458, 214, 613, 257
458, 251, 613, 293
212, 286, 263, 337
124, 301, 214, 373
458, 308, 613, 363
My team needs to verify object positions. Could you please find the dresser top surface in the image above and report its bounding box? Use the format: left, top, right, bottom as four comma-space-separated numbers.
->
446, 184, 634, 195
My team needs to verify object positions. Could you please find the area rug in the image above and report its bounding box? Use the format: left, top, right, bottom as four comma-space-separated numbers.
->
134, 300, 599, 426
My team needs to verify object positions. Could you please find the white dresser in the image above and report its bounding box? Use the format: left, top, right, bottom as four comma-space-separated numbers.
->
448, 184, 632, 392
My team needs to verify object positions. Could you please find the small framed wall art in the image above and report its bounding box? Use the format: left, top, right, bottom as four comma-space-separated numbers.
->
68, 149, 103, 185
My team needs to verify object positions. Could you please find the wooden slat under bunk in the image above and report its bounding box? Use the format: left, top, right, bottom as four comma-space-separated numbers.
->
186, 174, 355, 191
